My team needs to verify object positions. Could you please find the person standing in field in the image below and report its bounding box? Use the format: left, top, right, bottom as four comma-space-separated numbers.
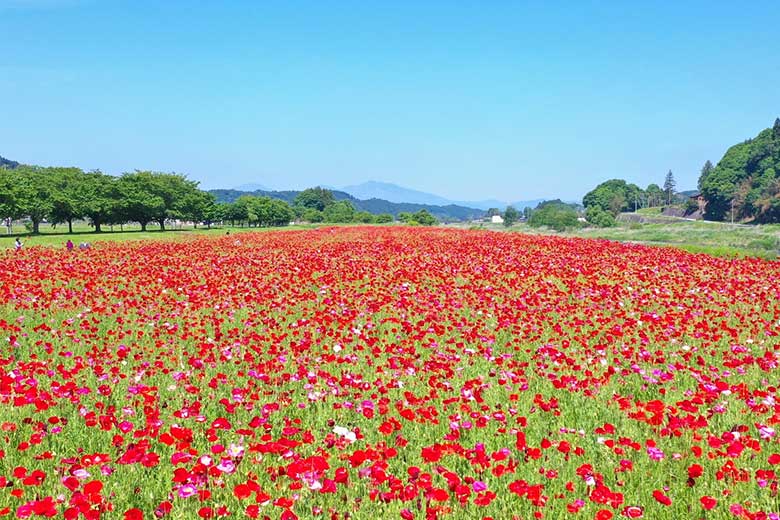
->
14, 237, 22, 250
66, 239, 74, 251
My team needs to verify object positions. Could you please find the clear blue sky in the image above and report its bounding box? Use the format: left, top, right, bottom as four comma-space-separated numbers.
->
2, 1, 779, 202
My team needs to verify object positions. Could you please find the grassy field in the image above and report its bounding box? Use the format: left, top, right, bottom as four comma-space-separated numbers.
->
0, 222, 316, 249
466, 218, 780, 260
5, 219, 780, 260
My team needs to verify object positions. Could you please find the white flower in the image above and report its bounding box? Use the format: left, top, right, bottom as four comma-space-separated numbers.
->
333, 426, 357, 443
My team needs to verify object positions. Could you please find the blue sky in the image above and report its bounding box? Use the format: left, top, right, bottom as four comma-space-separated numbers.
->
2, 1, 779, 202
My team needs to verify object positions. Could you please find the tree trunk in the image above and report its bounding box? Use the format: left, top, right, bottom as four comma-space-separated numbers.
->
67, 219, 73, 234
158, 219, 166, 231
140, 222, 147, 232
94, 222, 102, 233
32, 219, 40, 234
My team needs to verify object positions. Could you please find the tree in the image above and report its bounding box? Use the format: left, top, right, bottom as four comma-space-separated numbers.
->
375, 213, 393, 224
585, 206, 616, 227
323, 200, 356, 223
697, 160, 714, 191
81, 171, 120, 232
409, 209, 437, 226
503, 206, 520, 227
177, 191, 216, 228
528, 200, 579, 231
223, 200, 249, 226
10, 166, 55, 234
48, 168, 87, 234
301, 208, 324, 223
354, 211, 376, 224
117, 172, 165, 231
583, 179, 644, 216
645, 183, 664, 207
774, 117, 780, 136
486, 207, 501, 217
294, 187, 335, 212
663, 170, 676, 205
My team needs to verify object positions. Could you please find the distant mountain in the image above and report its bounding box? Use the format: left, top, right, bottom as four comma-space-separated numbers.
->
339, 180, 543, 211
209, 187, 484, 222
341, 181, 452, 206
0, 155, 19, 169
509, 199, 546, 210
234, 182, 268, 191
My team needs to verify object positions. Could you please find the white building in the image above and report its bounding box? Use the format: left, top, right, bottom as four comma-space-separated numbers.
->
491, 215, 504, 224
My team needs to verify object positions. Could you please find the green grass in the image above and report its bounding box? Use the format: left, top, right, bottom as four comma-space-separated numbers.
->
498, 220, 780, 260
0, 222, 318, 248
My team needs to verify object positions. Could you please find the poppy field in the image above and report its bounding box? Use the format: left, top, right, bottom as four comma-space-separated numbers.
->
1, 226, 780, 520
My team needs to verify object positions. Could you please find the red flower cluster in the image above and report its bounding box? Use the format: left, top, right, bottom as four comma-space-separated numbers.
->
0, 227, 778, 518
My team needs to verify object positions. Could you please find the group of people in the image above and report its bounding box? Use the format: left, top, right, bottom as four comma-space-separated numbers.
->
11, 238, 90, 251
65, 239, 90, 251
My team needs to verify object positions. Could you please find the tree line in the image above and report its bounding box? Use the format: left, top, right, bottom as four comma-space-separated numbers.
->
0, 167, 438, 234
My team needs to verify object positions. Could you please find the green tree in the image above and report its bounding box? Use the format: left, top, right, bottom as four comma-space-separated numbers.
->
301, 208, 324, 223
117, 172, 166, 231
697, 160, 714, 191
585, 206, 616, 227
528, 200, 579, 231
81, 171, 120, 232
486, 207, 501, 217
375, 213, 393, 223
663, 170, 676, 205
503, 206, 520, 227
645, 183, 664, 207
294, 187, 335, 212
10, 166, 55, 234
583, 179, 644, 216
354, 211, 376, 224
410, 209, 437, 226
223, 200, 249, 226
323, 200, 356, 223
48, 167, 87, 234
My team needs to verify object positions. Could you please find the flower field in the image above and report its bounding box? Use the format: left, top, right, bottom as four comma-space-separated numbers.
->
1, 226, 780, 520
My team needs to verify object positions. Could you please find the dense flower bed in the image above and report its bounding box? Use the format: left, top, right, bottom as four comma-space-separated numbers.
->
0, 227, 779, 519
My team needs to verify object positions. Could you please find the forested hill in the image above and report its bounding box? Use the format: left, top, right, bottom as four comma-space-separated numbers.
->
0, 155, 19, 169
209, 188, 485, 221
700, 118, 780, 222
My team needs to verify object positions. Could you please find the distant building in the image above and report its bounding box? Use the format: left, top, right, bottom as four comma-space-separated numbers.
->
491, 215, 504, 224
690, 192, 706, 212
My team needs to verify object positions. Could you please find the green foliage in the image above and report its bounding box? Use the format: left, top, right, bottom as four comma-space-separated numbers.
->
354, 211, 376, 224
697, 160, 714, 191
323, 200, 356, 223
409, 209, 438, 226
294, 187, 335, 211
375, 213, 394, 224
584, 206, 616, 227
583, 179, 644, 215
301, 208, 324, 223
644, 183, 664, 207
700, 120, 780, 222
663, 170, 676, 205
528, 200, 579, 231
503, 206, 520, 227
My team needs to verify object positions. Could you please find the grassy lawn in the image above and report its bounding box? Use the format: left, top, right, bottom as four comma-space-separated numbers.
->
0, 222, 316, 249
505, 219, 780, 260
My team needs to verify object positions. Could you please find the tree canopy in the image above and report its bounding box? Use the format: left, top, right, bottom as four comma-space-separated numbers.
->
699, 120, 780, 222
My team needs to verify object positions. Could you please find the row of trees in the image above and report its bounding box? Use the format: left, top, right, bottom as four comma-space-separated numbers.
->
0, 167, 213, 233
0, 169, 436, 233
581, 172, 686, 227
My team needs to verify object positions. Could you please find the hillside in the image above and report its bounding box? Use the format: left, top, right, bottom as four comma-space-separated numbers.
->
700, 118, 780, 222
209, 188, 484, 221
0, 155, 19, 169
